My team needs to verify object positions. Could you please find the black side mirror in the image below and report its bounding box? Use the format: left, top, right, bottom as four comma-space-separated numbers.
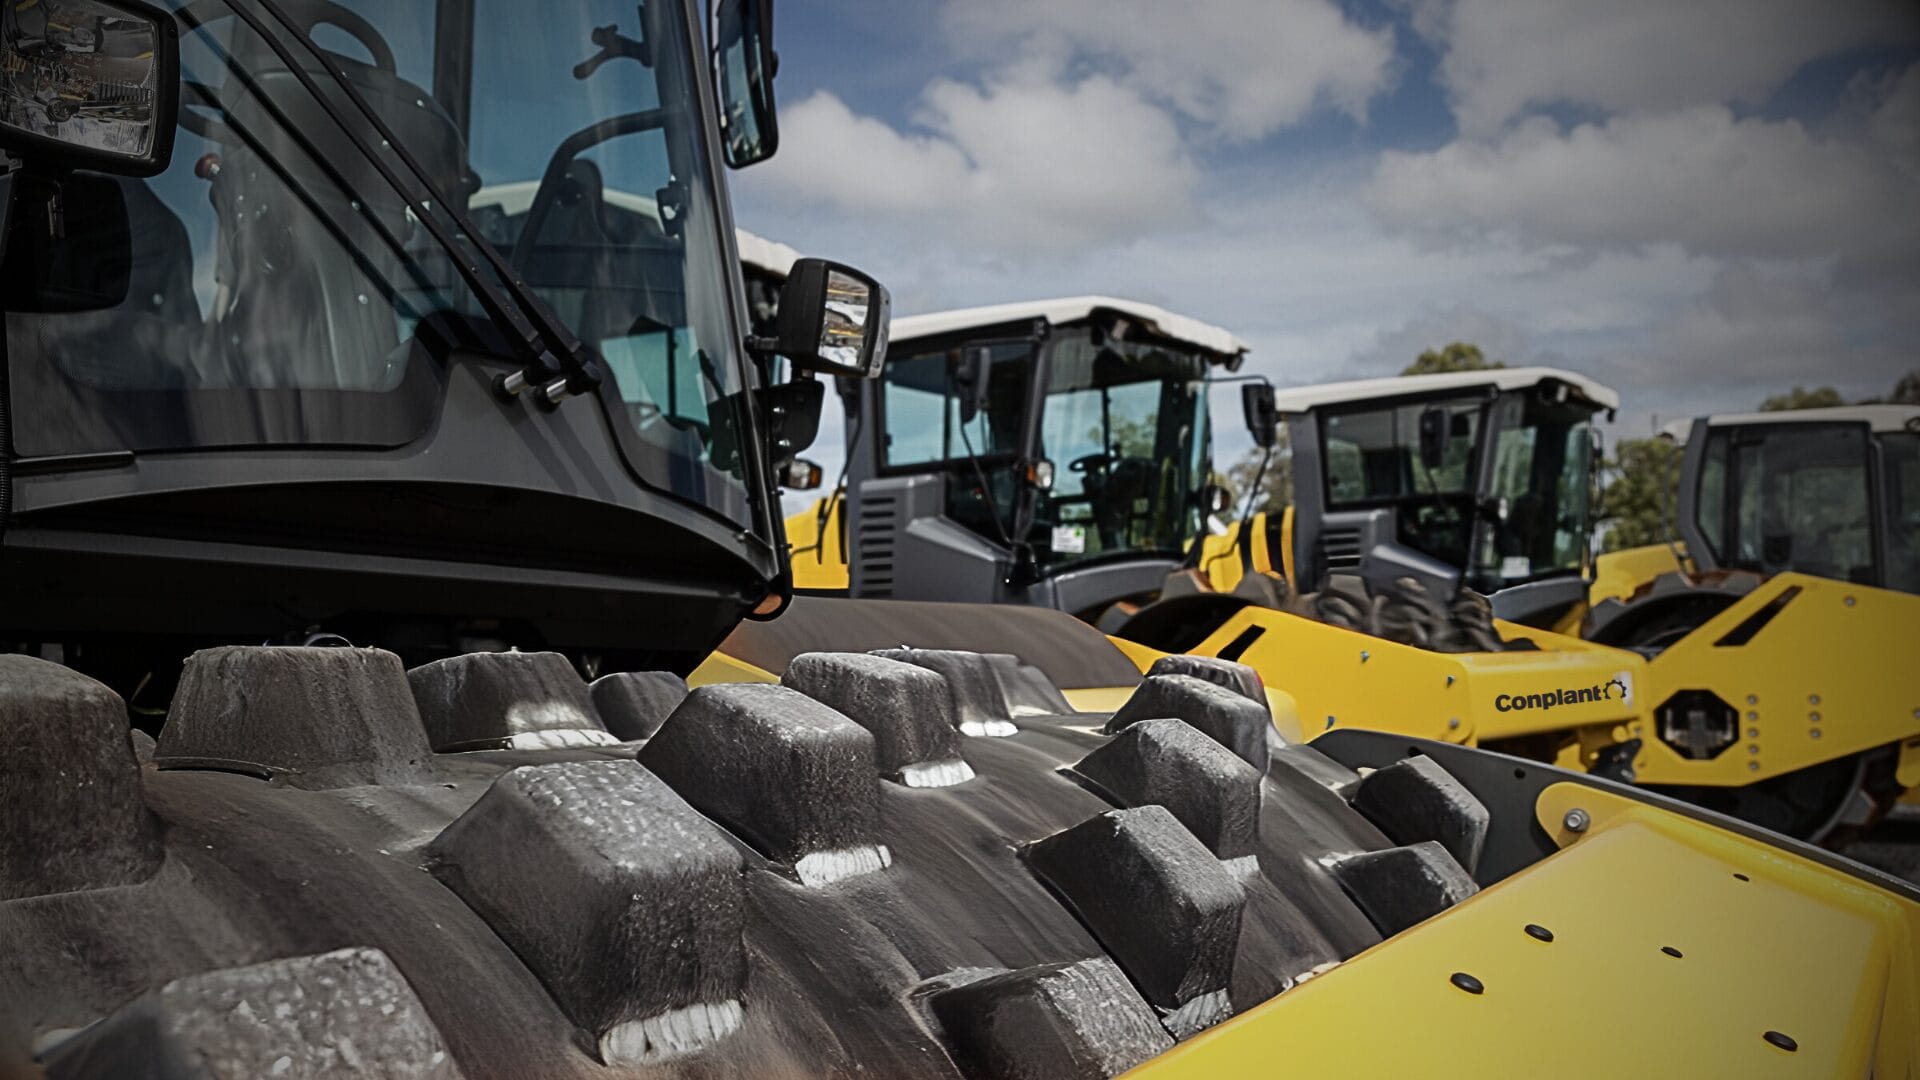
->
1242, 383, 1277, 449
0, 0, 180, 177
711, 0, 778, 167
769, 258, 890, 379
1418, 406, 1448, 470
951, 345, 992, 425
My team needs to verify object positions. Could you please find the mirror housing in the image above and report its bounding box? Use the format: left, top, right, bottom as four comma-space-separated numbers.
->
1417, 406, 1448, 471
1242, 383, 1277, 449
762, 375, 824, 462
711, 0, 778, 167
771, 258, 890, 379
0, 171, 131, 311
0, 0, 179, 177
781, 457, 823, 491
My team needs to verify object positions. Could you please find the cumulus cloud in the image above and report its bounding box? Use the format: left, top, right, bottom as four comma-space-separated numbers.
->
1409, 0, 1920, 136
943, 0, 1397, 140
746, 4, 1920, 484
1347, 304, 1545, 375
1367, 73, 1920, 261
1623, 263, 1920, 399
740, 68, 1199, 253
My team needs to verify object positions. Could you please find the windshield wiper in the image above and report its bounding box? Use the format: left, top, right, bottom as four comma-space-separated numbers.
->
219, 0, 602, 407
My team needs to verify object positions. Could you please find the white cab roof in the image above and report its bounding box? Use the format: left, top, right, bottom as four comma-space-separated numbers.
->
890, 296, 1248, 358
472, 185, 803, 279
735, 228, 802, 278
1661, 404, 1920, 442
1269, 367, 1619, 414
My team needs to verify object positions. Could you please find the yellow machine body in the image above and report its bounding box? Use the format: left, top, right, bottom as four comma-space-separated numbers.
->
1194, 510, 1283, 595
1177, 513, 1920, 791
1131, 781, 1920, 1079
1625, 572, 1920, 787
1179, 605, 1644, 752
1590, 541, 1689, 606
785, 493, 849, 592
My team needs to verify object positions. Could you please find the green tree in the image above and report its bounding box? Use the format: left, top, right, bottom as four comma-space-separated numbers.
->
1595, 436, 1682, 552
1402, 342, 1506, 376
1759, 385, 1845, 411
1888, 369, 1920, 405
1219, 424, 1294, 515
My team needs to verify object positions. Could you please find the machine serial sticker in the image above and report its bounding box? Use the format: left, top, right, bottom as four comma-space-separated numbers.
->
1050, 525, 1086, 553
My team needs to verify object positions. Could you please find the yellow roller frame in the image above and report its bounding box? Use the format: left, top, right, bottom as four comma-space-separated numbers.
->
1629, 572, 1920, 787
1183, 606, 1645, 750
1132, 782, 1920, 1079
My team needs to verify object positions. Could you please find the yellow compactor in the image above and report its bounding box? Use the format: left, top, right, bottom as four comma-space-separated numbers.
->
1155, 390, 1920, 842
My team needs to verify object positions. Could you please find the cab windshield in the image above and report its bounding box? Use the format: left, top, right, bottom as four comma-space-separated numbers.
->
1031, 330, 1209, 568
1696, 423, 1875, 584
1472, 394, 1597, 587
1882, 430, 1920, 593
1322, 395, 1483, 571
875, 328, 1211, 569
1, 0, 755, 526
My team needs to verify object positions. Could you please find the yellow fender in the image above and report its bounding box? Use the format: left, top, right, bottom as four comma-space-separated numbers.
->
1132, 780, 1920, 1078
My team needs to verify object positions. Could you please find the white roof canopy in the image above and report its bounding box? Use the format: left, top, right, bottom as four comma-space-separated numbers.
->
1661, 404, 1920, 442
735, 228, 802, 278
890, 296, 1248, 358
1268, 367, 1620, 414
473, 187, 802, 279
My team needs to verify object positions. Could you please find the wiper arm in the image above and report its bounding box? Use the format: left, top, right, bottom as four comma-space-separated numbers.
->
223, 0, 601, 407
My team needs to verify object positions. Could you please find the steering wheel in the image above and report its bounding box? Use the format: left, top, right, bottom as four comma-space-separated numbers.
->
1070, 453, 1112, 474
177, 0, 397, 74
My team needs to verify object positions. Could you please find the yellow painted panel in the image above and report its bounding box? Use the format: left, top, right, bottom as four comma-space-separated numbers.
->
1105, 634, 1168, 676
1633, 574, 1920, 787
784, 494, 849, 591
1276, 505, 1294, 589
1135, 783, 1920, 1079
1197, 530, 1247, 593
1590, 542, 1688, 606
687, 650, 777, 687
1061, 686, 1135, 713
1187, 607, 1643, 746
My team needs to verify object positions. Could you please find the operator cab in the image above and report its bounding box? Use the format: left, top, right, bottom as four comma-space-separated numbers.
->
0, 0, 887, 692
843, 298, 1247, 619
1278, 368, 1617, 626
1666, 405, 1920, 594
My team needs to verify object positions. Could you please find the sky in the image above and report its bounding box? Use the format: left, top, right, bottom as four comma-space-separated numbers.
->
732, 0, 1920, 498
